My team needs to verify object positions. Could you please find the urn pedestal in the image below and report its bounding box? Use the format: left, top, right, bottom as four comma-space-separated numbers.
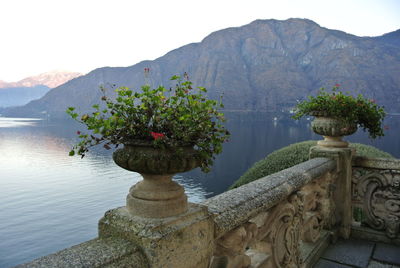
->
126, 174, 187, 218
112, 142, 200, 218
311, 117, 357, 148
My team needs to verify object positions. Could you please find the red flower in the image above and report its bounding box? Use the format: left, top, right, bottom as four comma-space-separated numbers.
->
150, 132, 165, 140
335, 83, 340, 87
77, 131, 81, 135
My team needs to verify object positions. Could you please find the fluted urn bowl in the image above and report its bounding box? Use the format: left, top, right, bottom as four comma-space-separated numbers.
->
113, 140, 201, 218
311, 116, 357, 148
113, 140, 200, 174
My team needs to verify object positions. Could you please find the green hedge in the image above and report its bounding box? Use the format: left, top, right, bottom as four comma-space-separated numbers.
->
229, 140, 393, 189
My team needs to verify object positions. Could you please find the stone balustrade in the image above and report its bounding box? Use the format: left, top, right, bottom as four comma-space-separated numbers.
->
351, 156, 400, 244
203, 157, 337, 268
12, 145, 400, 268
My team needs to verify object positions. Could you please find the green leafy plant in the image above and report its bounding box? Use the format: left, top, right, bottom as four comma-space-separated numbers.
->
67, 74, 230, 172
292, 85, 386, 138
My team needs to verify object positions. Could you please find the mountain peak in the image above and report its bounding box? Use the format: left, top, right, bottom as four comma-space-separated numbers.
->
0, 71, 82, 89
250, 18, 319, 26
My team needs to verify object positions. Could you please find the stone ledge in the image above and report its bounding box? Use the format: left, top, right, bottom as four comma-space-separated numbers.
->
98, 204, 214, 268
353, 156, 400, 170
99, 204, 211, 241
13, 237, 148, 268
201, 157, 336, 238
351, 226, 400, 246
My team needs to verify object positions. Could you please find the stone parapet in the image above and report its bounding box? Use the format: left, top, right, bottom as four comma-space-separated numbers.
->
353, 156, 400, 170
204, 157, 338, 268
13, 238, 148, 268
202, 157, 336, 238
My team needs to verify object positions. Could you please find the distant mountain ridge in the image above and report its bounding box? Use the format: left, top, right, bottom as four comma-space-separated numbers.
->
0, 71, 82, 89
5, 18, 400, 118
374, 29, 400, 47
0, 85, 50, 108
0, 71, 81, 108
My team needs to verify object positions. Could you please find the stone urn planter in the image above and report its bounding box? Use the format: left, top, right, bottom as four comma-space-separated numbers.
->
311, 116, 357, 148
66, 75, 229, 219
113, 140, 200, 218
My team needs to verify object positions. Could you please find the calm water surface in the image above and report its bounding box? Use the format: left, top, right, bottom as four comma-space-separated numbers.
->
1, 116, 399, 267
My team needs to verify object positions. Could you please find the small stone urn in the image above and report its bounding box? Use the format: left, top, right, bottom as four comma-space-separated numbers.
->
113, 140, 200, 218
311, 116, 357, 148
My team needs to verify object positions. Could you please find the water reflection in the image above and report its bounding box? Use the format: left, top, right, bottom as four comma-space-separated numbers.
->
0, 117, 42, 128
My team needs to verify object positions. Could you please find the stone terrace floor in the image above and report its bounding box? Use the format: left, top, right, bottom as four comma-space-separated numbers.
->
314, 238, 400, 268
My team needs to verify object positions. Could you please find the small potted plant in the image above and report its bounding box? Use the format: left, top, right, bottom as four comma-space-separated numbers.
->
292, 84, 386, 147
67, 74, 229, 218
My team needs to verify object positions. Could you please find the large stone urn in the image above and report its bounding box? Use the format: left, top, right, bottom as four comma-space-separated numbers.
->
311, 116, 357, 148
112, 140, 200, 218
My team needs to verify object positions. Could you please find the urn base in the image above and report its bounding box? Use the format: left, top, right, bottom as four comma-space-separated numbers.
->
317, 136, 349, 148
127, 174, 188, 218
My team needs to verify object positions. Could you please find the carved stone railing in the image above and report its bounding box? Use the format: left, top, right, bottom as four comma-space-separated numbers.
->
351, 156, 400, 243
202, 157, 338, 268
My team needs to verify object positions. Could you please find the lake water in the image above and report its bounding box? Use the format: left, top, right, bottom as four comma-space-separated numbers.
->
1, 115, 399, 267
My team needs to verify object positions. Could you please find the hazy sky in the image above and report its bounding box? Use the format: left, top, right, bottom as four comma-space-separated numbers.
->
0, 0, 399, 82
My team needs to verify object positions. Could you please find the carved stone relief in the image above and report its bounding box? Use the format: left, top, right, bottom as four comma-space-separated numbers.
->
352, 168, 400, 238
300, 172, 336, 243
210, 192, 304, 268
210, 171, 338, 268
211, 172, 337, 268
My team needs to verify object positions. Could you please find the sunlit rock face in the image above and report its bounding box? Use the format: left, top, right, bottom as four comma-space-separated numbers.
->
5, 18, 400, 118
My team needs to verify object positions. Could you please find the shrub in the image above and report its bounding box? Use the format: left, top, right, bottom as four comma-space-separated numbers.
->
229, 140, 393, 189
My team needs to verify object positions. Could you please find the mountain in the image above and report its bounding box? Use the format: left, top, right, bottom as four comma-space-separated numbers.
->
0, 71, 82, 89
0, 71, 81, 108
4, 19, 400, 118
0, 85, 50, 108
374, 29, 400, 47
